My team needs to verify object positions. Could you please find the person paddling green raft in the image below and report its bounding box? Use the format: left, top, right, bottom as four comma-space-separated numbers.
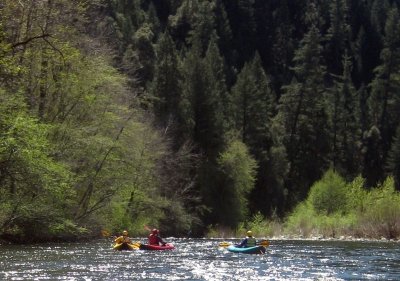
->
236, 230, 257, 248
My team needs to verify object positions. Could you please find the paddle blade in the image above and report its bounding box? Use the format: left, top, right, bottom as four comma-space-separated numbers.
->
259, 240, 270, 247
132, 242, 141, 248
218, 241, 231, 247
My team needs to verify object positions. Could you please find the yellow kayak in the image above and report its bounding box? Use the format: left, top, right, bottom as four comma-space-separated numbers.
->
113, 242, 139, 251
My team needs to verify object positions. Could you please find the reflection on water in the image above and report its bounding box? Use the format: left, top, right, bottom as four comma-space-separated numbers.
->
0, 239, 399, 280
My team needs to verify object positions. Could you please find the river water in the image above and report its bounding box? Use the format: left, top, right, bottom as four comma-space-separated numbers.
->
0, 238, 399, 280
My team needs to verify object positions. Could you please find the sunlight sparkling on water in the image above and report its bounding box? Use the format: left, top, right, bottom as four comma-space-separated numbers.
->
0, 238, 399, 280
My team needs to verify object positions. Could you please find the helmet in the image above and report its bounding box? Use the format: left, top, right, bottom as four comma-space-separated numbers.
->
247, 230, 253, 237
152, 229, 159, 234
122, 230, 128, 235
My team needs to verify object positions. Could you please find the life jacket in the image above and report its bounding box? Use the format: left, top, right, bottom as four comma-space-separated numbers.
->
246, 236, 256, 247
148, 234, 158, 245
115, 235, 130, 244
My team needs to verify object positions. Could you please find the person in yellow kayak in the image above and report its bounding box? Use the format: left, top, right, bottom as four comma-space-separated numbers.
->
115, 230, 132, 244
236, 230, 257, 248
148, 228, 166, 246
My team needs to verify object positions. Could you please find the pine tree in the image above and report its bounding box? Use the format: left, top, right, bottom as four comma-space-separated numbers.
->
232, 52, 275, 156
221, 0, 257, 67
180, 31, 232, 226
367, 6, 400, 186
231, 52, 288, 216
150, 32, 182, 134
370, 0, 391, 36
187, 0, 216, 56
200, 34, 230, 159
329, 53, 361, 178
325, 0, 351, 76
278, 4, 331, 204
271, 0, 294, 95
387, 125, 400, 190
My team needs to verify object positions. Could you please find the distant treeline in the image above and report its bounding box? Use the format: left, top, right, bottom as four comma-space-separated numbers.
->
1, 0, 400, 241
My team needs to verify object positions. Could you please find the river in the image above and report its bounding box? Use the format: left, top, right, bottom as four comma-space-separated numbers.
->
0, 238, 399, 280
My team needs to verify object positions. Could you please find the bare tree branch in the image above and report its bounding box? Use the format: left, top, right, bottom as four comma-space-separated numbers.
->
11, 33, 51, 49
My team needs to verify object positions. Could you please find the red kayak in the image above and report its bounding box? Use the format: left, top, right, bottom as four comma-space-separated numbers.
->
139, 243, 175, 250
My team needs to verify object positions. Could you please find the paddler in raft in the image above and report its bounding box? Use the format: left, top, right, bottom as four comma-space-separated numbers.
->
148, 228, 167, 246
115, 230, 132, 244
236, 230, 257, 248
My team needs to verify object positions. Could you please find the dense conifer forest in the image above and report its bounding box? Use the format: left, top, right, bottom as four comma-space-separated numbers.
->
1, 0, 399, 242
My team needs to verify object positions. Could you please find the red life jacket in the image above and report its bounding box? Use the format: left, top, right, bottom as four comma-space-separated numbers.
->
148, 234, 158, 245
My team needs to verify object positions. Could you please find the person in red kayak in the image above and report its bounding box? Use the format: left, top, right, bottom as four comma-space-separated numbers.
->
236, 230, 257, 248
148, 228, 166, 246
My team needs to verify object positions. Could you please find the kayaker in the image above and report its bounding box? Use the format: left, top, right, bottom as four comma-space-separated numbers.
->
236, 230, 257, 248
114, 230, 132, 244
148, 228, 166, 246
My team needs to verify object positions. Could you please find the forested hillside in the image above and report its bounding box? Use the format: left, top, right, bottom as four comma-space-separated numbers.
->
1, 0, 400, 241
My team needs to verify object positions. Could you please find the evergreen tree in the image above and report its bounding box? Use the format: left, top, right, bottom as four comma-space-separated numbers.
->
387, 125, 400, 190
232, 53, 275, 156
361, 125, 384, 188
214, 0, 235, 86
271, 0, 295, 95
278, 5, 331, 205
368, 6, 400, 186
221, 0, 257, 67
150, 32, 183, 139
325, 0, 351, 76
199, 34, 229, 159
168, 0, 200, 49
187, 0, 216, 56
180, 32, 231, 226
329, 53, 361, 178
106, 0, 146, 56
231, 53, 287, 216
370, 0, 391, 36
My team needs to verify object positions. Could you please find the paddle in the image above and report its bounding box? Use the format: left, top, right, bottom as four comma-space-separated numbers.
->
130, 241, 141, 248
218, 239, 270, 248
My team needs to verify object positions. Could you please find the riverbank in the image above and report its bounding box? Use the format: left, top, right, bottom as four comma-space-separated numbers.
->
205, 219, 400, 242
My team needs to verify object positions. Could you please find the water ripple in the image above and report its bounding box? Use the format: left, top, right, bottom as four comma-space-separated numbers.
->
0, 239, 399, 280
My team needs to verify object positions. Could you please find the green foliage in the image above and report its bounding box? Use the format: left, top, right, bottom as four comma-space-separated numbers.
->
345, 176, 368, 212
0, 89, 75, 241
285, 174, 400, 239
360, 177, 400, 239
285, 201, 317, 237
49, 220, 88, 238
243, 212, 276, 237
215, 140, 257, 227
308, 169, 347, 214
3, 0, 400, 241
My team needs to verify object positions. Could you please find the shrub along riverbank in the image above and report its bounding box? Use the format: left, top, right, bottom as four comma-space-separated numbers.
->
207, 170, 400, 241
